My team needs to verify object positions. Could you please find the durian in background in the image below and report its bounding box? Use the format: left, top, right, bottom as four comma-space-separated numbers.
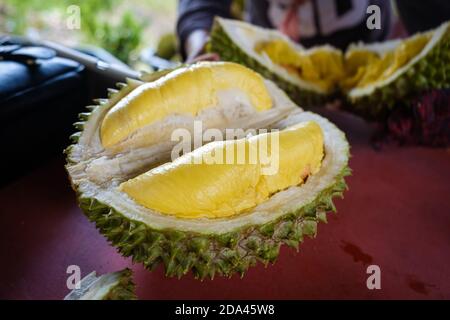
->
64, 268, 136, 300
208, 18, 450, 146
65, 61, 350, 279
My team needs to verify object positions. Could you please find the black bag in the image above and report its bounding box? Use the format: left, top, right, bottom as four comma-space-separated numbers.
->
0, 43, 88, 184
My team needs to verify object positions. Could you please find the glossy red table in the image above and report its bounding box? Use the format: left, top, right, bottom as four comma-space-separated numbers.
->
1, 109, 449, 300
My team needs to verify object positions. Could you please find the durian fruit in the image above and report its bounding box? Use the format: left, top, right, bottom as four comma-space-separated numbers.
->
209, 17, 450, 120
66, 61, 350, 279
66, 62, 296, 184
64, 269, 136, 300
208, 18, 339, 106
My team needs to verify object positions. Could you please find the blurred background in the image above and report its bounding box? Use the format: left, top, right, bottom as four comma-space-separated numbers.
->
0, 0, 251, 69
0, 0, 180, 69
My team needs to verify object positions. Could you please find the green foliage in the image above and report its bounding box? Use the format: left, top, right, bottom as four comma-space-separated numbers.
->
1, 0, 58, 34
77, 1, 147, 64
66, 0, 118, 38
96, 12, 146, 64
1, 0, 146, 64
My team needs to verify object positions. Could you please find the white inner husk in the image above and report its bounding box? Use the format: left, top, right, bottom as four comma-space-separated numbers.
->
67, 79, 349, 235
64, 271, 121, 300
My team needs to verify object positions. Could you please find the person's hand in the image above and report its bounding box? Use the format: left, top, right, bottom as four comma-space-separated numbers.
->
185, 29, 220, 63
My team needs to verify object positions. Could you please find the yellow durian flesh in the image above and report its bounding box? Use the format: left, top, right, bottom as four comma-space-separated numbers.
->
100, 62, 273, 148
255, 40, 344, 92
341, 51, 380, 91
255, 34, 431, 92
119, 121, 324, 219
349, 34, 431, 89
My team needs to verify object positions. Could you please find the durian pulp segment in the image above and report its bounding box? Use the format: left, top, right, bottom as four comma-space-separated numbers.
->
340, 51, 380, 91
255, 34, 432, 92
344, 34, 432, 89
119, 121, 323, 219
100, 62, 273, 148
255, 40, 344, 92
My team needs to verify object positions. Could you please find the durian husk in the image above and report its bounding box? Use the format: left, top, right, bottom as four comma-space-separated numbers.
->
346, 22, 450, 120
209, 17, 450, 121
65, 68, 351, 280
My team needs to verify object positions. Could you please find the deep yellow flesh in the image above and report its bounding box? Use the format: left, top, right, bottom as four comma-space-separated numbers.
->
344, 35, 431, 89
255, 40, 344, 92
100, 62, 273, 148
255, 34, 431, 92
119, 121, 324, 219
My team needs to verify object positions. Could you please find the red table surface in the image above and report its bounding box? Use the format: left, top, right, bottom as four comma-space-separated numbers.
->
0, 109, 449, 300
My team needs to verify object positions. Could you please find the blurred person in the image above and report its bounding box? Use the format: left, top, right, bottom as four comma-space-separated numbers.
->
177, 0, 450, 62
395, 0, 450, 34
177, 0, 393, 62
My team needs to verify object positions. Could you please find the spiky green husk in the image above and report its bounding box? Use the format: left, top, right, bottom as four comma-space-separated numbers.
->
65, 81, 139, 164
103, 269, 137, 300
208, 20, 331, 107
347, 29, 450, 121
76, 165, 350, 280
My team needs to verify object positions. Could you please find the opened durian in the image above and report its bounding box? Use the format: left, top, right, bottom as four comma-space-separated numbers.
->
64, 269, 136, 300
209, 17, 450, 120
66, 61, 350, 279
